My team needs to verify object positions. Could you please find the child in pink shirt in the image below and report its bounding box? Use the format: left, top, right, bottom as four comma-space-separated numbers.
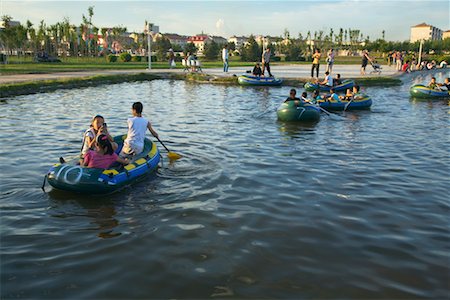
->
84, 134, 129, 169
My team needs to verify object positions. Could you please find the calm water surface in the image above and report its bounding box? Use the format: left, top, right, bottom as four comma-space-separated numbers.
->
1, 71, 449, 299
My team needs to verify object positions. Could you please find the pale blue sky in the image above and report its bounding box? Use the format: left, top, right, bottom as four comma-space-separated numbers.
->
2, 0, 449, 41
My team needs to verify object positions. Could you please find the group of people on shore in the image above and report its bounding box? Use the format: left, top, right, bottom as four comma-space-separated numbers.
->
250, 48, 273, 77
79, 102, 159, 169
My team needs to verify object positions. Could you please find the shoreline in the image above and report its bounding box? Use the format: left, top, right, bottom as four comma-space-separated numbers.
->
0, 66, 407, 98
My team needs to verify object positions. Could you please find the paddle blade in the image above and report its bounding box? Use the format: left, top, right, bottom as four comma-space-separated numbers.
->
167, 152, 182, 160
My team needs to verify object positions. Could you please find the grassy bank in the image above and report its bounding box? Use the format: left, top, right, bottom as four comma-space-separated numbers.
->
1, 55, 374, 75
0, 73, 161, 98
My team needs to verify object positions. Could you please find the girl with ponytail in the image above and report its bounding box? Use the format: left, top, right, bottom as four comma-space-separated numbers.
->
83, 134, 129, 169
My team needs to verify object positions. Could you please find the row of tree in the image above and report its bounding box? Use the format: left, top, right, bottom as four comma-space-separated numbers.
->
1, 8, 449, 62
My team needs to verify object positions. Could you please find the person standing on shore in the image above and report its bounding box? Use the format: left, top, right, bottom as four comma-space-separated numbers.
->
360, 50, 373, 75
311, 49, 321, 78
325, 48, 335, 73
222, 44, 229, 72
262, 48, 273, 77
168, 49, 175, 69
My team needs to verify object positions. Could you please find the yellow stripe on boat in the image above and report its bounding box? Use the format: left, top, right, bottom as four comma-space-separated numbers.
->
124, 164, 136, 171
149, 142, 157, 157
103, 169, 119, 176
135, 158, 147, 165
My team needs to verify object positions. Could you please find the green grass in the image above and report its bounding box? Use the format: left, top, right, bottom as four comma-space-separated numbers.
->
0, 73, 161, 98
0, 55, 385, 75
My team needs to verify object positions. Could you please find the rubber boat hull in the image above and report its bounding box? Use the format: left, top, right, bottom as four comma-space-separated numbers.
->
238, 75, 283, 86
318, 95, 372, 111
47, 135, 160, 194
409, 84, 450, 98
277, 102, 321, 122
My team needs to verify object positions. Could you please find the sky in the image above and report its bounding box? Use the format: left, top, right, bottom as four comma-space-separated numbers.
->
2, 0, 449, 41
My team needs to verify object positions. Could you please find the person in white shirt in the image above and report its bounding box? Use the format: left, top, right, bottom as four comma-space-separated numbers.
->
222, 45, 229, 72
318, 71, 333, 87
120, 102, 159, 158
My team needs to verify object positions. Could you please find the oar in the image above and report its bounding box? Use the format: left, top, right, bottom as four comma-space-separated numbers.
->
317, 105, 346, 120
155, 136, 182, 160
344, 99, 353, 111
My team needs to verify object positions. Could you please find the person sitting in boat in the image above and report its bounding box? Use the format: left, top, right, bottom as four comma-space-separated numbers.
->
437, 78, 450, 90
333, 73, 342, 86
311, 90, 322, 104
327, 88, 341, 102
343, 88, 353, 101
83, 134, 129, 169
120, 102, 159, 158
252, 63, 262, 77
284, 89, 302, 106
428, 77, 439, 89
80, 115, 117, 165
318, 71, 333, 87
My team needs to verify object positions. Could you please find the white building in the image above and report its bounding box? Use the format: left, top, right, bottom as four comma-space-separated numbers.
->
443, 30, 450, 40
410, 23, 443, 43
228, 36, 248, 50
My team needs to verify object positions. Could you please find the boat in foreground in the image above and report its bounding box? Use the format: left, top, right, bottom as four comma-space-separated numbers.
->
318, 95, 372, 111
304, 79, 355, 92
409, 84, 450, 99
238, 74, 283, 86
46, 135, 160, 194
277, 102, 321, 122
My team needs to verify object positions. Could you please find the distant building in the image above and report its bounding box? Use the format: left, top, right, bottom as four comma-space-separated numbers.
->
410, 23, 443, 43
164, 33, 189, 47
228, 36, 248, 50
0, 20, 20, 28
443, 30, 450, 40
187, 35, 211, 54
209, 35, 227, 45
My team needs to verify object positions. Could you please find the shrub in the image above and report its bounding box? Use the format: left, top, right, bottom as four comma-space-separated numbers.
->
131, 56, 142, 62
271, 56, 281, 62
119, 52, 132, 62
141, 55, 158, 62
106, 54, 117, 63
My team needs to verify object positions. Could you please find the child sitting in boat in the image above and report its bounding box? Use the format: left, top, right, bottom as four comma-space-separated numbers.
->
317, 71, 333, 87
80, 115, 117, 164
83, 134, 129, 169
252, 63, 262, 77
311, 90, 322, 104
437, 78, 450, 90
334, 74, 342, 86
327, 88, 341, 102
120, 102, 159, 158
428, 77, 438, 89
284, 89, 301, 106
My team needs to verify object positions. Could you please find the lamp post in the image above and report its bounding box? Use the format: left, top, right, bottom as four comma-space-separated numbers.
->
418, 39, 424, 67
147, 23, 153, 70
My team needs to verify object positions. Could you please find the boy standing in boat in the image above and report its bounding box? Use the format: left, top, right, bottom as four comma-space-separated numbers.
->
120, 102, 159, 158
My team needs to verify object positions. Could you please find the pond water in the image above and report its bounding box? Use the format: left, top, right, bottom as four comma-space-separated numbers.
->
1, 70, 449, 299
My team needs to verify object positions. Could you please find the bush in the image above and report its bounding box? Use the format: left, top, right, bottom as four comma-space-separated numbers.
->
106, 54, 117, 63
119, 52, 132, 62
271, 56, 281, 62
141, 55, 158, 62
131, 56, 142, 62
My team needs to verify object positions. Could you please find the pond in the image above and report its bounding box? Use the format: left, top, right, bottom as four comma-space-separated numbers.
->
1, 70, 449, 299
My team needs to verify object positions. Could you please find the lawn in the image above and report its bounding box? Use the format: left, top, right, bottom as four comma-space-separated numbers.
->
0, 55, 380, 75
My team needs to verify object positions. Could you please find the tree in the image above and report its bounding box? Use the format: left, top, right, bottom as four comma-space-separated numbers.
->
183, 42, 197, 55
241, 35, 260, 62
153, 36, 172, 61
203, 40, 220, 60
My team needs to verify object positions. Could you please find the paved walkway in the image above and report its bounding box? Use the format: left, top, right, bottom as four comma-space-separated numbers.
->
0, 64, 400, 84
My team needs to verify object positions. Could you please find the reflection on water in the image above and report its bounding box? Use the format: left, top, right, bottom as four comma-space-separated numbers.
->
0, 70, 449, 299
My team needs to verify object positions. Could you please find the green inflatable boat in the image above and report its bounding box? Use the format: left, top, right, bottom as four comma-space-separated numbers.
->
277, 101, 321, 122
46, 135, 160, 194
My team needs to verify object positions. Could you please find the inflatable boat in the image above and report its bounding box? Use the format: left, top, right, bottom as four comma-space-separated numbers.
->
277, 101, 321, 122
304, 79, 354, 92
238, 74, 283, 86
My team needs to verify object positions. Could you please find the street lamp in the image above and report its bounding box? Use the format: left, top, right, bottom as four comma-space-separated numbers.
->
146, 22, 153, 70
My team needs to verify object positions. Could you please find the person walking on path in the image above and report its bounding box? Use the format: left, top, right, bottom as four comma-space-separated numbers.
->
360, 50, 373, 75
222, 45, 229, 72
311, 49, 321, 78
262, 48, 273, 77
325, 48, 335, 73
168, 49, 175, 69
